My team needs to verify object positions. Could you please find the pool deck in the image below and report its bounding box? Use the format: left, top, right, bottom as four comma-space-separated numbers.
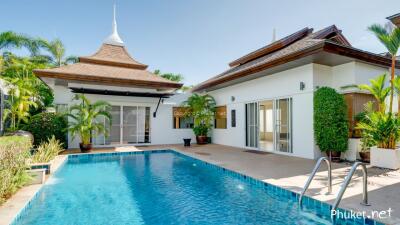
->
1, 144, 400, 224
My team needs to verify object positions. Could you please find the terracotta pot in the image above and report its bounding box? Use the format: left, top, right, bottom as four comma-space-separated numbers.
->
196, 136, 208, 145
326, 151, 341, 162
359, 151, 370, 163
79, 143, 92, 153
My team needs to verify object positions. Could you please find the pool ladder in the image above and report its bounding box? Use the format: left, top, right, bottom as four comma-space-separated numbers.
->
299, 157, 332, 204
332, 162, 370, 209
299, 158, 370, 209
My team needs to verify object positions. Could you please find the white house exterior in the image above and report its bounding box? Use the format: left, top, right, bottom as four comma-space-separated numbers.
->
203, 62, 387, 159
33, 13, 398, 160
34, 9, 194, 149
193, 25, 396, 159
44, 83, 194, 148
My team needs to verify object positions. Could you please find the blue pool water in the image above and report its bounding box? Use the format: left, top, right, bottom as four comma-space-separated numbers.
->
14, 151, 378, 225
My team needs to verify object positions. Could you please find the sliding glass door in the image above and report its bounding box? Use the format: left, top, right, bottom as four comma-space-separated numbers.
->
94, 105, 151, 146
246, 98, 292, 153
245, 102, 258, 148
275, 98, 292, 153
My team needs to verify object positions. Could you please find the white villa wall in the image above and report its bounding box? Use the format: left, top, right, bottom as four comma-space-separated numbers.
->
208, 64, 316, 159
208, 62, 390, 159
52, 84, 193, 149
49, 61, 389, 157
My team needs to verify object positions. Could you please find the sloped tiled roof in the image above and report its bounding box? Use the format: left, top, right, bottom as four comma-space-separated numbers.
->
192, 25, 394, 92
34, 43, 182, 89
79, 44, 148, 69
387, 13, 400, 27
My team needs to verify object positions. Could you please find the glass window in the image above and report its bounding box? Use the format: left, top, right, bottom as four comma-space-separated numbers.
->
55, 104, 68, 113
215, 106, 227, 129
173, 107, 193, 129
231, 110, 236, 127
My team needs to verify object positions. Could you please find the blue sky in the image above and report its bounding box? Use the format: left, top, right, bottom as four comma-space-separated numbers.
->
1, 0, 399, 85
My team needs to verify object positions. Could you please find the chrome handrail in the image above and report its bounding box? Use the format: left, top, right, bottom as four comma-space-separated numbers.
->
332, 162, 370, 210
299, 157, 332, 204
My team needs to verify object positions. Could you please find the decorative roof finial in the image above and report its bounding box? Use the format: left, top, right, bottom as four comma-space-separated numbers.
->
104, 4, 124, 46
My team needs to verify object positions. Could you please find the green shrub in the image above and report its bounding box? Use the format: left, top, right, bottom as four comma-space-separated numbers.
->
357, 112, 400, 149
0, 136, 32, 205
314, 87, 349, 153
32, 136, 63, 163
23, 112, 67, 148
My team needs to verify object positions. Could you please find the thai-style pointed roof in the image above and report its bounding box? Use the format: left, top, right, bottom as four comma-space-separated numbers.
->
34, 5, 182, 90
104, 4, 124, 46
192, 25, 398, 92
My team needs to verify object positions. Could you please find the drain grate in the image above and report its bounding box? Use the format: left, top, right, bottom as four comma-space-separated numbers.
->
243, 150, 270, 155
195, 152, 211, 156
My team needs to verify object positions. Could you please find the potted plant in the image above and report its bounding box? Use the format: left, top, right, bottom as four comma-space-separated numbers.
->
358, 111, 400, 168
193, 124, 211, 144
314, 87, 349, 162
355, 23, 400, 169
182, 93, 216, 145
358, 130, 375, 163
66, 94, 111, 152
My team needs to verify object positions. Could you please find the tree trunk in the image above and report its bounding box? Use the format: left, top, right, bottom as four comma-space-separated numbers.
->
389, 55, 396, 114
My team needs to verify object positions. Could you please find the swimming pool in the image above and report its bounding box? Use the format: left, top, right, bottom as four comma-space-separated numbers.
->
13, 150, 380, 225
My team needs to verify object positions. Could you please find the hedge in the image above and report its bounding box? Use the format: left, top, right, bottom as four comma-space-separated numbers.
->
23, 112, 67, 148
0, 136, 32, 205
314, 87, 349, 153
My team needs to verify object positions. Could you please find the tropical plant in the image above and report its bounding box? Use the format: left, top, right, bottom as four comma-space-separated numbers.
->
1, 53, 53, 109
31, 136, 63, 163
182, 93, 216, 136
357, 112, 400, 149
357, 74, 390, 113
37, 38, 77, 67
0, 136, 32, 205
154, 69, 193, 92
154, 69, 184, 82
2, 70, 39, 131
0, 31, 39, 55
314, 87, 349, 153
23, 112, 67, 148
368, 23, 400, 114
66, 94, 111, 145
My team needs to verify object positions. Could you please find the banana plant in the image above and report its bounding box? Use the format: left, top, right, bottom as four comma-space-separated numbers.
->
66, 94, 111, 145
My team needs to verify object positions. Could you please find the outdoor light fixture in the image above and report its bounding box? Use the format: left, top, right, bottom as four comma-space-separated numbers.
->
300, 82, 306, 91
231, 96, 235, 102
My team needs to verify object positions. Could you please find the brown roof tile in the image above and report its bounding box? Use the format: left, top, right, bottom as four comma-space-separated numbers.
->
192, 25, 393, 92
34, 43, 182, 89
79, 44, 148, 69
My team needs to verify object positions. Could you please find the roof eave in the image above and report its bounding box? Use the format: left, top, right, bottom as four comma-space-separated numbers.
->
193, 41, 398, 92
192, 41, 325, 92
79, 57, 148, 69
228, 27, 313, 67
33, 69, 183, 90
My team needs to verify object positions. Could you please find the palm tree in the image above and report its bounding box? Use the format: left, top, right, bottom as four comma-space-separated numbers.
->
393, 76, 400, 115
358, 74, 390, 113
0, 31, 39, 55
38, 38, 78, 67
368, 23, 400, 114
154, 69, 184, 82
2, 69, 38, 131
66, 94, 111, 151
182, 94, 216, 142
